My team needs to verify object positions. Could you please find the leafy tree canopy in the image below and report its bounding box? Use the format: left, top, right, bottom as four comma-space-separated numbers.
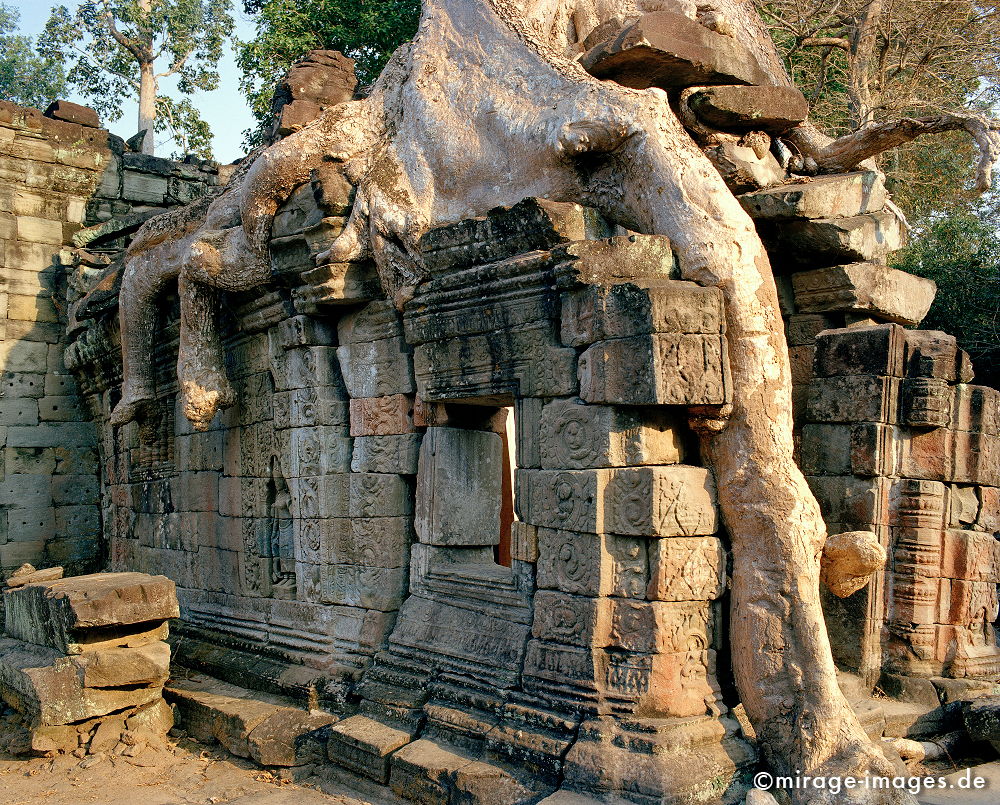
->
0, 4, 67, 111
39, 0, 234, 158
892, 205, 1000, 386
237, 0, 419, 145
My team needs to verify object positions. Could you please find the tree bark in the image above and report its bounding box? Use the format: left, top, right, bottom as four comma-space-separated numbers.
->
138, 60, 156, 155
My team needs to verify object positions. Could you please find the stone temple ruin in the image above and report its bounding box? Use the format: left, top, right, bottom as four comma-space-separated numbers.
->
0, 2, 998, 804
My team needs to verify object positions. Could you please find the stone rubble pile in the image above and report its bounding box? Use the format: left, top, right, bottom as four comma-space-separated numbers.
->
0, 566, 179, 758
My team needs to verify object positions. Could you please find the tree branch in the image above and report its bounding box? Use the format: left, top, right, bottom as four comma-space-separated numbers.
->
155, 48, 192, 79
806, 112, 1000, 192
801, 36, 850, 50
98, 1, 146, 64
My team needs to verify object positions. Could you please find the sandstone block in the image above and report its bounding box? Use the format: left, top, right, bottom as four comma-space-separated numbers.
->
287, 427, 352, 477
703, 138, 786, 193
121, 171, 167, 204
293, 262, 381, 309
272, 388, 348, 429
14, 215, 63, 245
4, 572, 178, 653
609, 599, 720, 654
349, 472, 412, 518
688, 85, 808, 132
560, 280, 723, 347
521, 466, 718, 537
740, 172, 886, 220
792, 263, 935, 325
351, 434, 422, 474
269, 345, 341, 391
773, 210, 905, 265
43, 101, 100, 128
813, 324, 906, 378
349, 395, 416, 436
510, 522, 539, 563
328, 714, 416, 783
0, 637, 164, 726
647, 537, 726, 601
536, 529, 648, 598
337, 300, 404, 344
581, 12, 769, 88
337, 337, 415, 397
273, 315, 335, 349
963, 696, 1000, 752
247, 708, 336, 766
538, 399, 683, 469
415, 427, 503, 546
578, 334, 730, 406
805, 375, 899, 424
70, 642, 171, 688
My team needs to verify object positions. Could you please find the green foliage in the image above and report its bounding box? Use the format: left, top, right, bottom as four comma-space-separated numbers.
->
892, 207, 1000, 387
0, 4, 67, 110
237, 0, 420, 145
38, 0, 234, 158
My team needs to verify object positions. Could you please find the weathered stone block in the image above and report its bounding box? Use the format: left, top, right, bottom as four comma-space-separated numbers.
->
773, 210, 906, 265
792, 263, 935, 325
581, 12, 768, 88
337, 337, 415, 398
813, 324, 906, 378
0, 637, 164, 726
248, 708, 336, 767
415, 427, 503, 546
539, 399, 683, 469
349, 395, 416, 436
609, 600, 720, 653
532, 591, 612, 648
287, 427, 352, 477
521, 466, 718, 537
578, 334, 729, 406
121, 171, 167, 204
688, 84, 808, 132
510, 522, 539, 563
804, 375, 899, 424
269, 345, 341, 391
4, 572, 178, 653
272, 387, 349, 429
349, 472, 412, 518
740, 172, 886, 220
560, 281, 723, 347
647, 537, 727, 601
351, 433, 422, 474
14, 215, 63, 245
44, 100, 100, 128
536, 529, 647, 598
289, 474, 350, 519
273, 314, 336, 349
293, 261, 381, 309
328, 714, 416, 783
343, 517, 413, 567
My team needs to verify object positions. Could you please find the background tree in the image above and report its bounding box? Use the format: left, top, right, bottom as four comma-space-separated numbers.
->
39, 0, 234, 158
757, 0, 1000, 216
0, 4, 66, 111
237, 0, 419, 145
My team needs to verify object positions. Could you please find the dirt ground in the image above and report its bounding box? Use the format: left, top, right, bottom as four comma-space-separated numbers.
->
0, 735, 398, 805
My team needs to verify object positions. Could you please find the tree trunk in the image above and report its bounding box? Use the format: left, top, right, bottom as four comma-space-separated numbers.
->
138, 60, 156, 155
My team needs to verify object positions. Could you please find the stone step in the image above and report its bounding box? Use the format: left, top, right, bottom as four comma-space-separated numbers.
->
389, 738, 547, 805
327, 713, 418, 784
166, 674, 335, 767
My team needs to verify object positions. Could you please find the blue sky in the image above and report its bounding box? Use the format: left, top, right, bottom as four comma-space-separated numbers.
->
11, 1, 258, 163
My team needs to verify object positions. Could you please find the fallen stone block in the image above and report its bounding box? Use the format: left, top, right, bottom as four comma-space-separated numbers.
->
688, 85, 808, 132
4, 571, 179, 654
768, 210, 906, 266
740, 172, 887, 220
791, 263, 935, 325
581, 12, 769, 89
44, 100, 100, 128
964, 696, 1000, 752
0, 637, 165, 726
703, 138, 786, 194
3, 564, 64, 588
